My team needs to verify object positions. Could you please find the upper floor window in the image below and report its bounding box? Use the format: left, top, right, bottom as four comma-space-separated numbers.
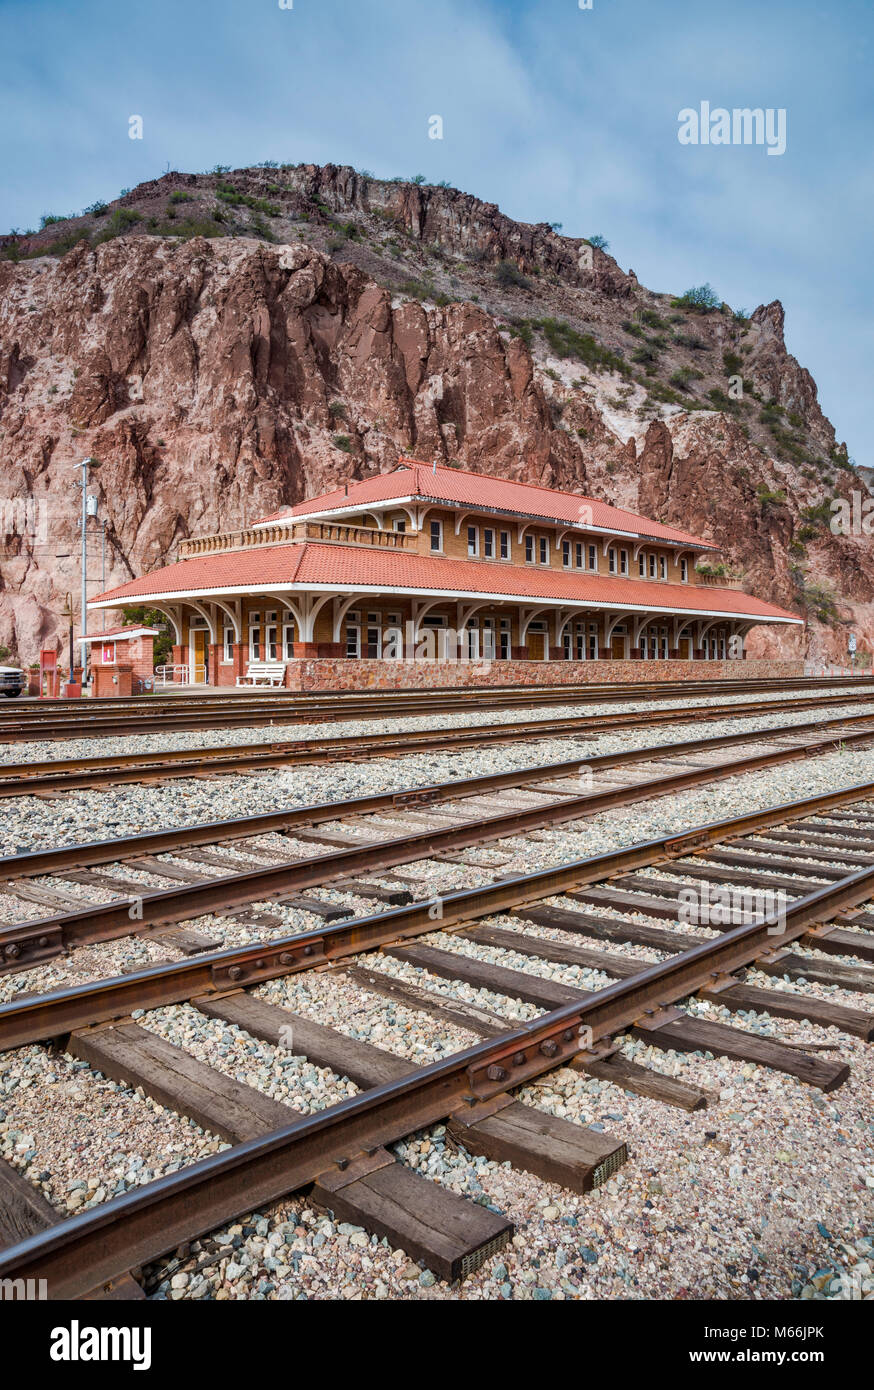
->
620, 548, 629, 576
483, 527, 494, 559
638, 553, 646, 578
539, 536, 548, 565
467, 525, 479, 557
588, 544, 597, 572
392, 518, 406, 533
525, 535, 534, 563
608, 547, 617, 575
660, 556, 667, 580
575, 542, 583, 569
500, 530, 510, 560
562, 540, 571, 568
648, 554, 656, 579
430, 519, 443, 552
680, 557, 689, 583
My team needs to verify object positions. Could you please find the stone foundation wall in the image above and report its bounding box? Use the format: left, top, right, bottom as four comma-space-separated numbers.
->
280, 657, 807, 692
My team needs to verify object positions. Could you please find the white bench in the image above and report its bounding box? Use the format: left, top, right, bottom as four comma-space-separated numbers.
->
236, 661, 286, 688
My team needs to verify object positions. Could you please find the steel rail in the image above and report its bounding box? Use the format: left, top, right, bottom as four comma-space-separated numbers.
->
3, 676, 872, 742
2, 715, 873, 969
1, 705, 872, 884
2, 775, 873, 1049
7, 673, 869, 719
1, 811, 872, 1298
2, 691, 872, 795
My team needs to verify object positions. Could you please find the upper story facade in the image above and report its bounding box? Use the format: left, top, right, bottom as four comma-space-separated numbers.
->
233, 458, 721, 589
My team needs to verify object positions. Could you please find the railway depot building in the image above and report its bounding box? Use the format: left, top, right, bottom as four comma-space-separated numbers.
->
89, 459, 804, 688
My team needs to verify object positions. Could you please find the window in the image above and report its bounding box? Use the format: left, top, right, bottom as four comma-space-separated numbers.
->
248, 612, 261, 662
562, 540, 571, 568
680, 557, 688, 583
345, 612, 360, 658
364, 612, 381, 659
588, 544, 597, 572
588, 624, 599, 660
563, 627, 572, 660
392, 518, 406, 533
620, 548, 629, 576
660, 556, 667, 580
575, 542, 583, 569
649, 554, 656, 579
525, 535, 534, 563
430, 519, 443, 552
222, 627, 234, 663
483, 528, 494, 559
499, 530, 510, 560
539, 536, 548, 565
482, 618, 495, 661
260, 611, 278, 661
638, 553, 646, 578
467, 525, 479, 557
575, 621, 586, 661
608, 547, 617, 575
283, 623, 295, 659
464, 619, 479, 661
499, 618, 511, 660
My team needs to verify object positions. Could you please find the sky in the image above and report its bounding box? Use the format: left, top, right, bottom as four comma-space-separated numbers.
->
1, 0, 871, 468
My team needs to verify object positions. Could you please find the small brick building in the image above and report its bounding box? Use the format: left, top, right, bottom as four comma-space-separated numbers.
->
79, 626, 159, 697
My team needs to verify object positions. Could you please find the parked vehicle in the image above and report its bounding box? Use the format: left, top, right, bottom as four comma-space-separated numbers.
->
0, 666, 26, 697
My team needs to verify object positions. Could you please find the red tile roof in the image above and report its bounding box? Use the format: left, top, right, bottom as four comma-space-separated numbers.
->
92, 542, 802, 625
258, 460, 718, 549
78, 625, 160, 641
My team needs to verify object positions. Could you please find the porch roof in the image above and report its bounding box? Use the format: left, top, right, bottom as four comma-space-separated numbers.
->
90, 542, 803, 626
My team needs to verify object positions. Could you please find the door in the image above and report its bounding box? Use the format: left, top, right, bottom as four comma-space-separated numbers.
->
528, 632, 545, 661
610, 627, 626, 659
191, 628, 207, 684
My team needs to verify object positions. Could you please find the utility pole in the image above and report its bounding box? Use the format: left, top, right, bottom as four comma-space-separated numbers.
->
74, 457, 98, 674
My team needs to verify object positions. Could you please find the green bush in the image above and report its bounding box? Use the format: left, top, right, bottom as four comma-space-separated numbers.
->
332, 434, 353, 453
674, 283, 721, 312
495, 259, 532, 290
537, 318, 627, 375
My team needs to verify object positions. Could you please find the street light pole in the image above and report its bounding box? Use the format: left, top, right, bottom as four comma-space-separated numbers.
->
74, 457, 99, 675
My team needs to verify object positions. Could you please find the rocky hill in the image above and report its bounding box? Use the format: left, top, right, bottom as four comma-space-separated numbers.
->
1, 162, 870, 664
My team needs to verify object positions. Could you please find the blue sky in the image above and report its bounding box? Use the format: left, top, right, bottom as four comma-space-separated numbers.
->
1, 0, 871, 466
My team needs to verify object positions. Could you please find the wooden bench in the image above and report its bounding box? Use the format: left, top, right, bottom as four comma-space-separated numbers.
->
236, 661, 286, 688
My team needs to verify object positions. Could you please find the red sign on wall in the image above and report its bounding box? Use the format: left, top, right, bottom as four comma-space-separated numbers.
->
102, 643, 116, 665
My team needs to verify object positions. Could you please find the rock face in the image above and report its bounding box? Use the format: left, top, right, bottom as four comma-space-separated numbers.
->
0, 163, 870, 664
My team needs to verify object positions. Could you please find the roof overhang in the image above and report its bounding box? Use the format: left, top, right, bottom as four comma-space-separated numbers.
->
88, 582, 803, 626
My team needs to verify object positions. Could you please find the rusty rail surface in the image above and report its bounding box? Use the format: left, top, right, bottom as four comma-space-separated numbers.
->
2, 675, 871, 742
0, 781, 872, 1297
1, 713, 872, 968
2, 691, 872, 795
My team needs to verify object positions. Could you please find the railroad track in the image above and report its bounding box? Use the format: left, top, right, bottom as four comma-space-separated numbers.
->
4, 674, 872, 742
1, 778, 873, 1298
3, 689, 874, 795
1, 709, 873, 972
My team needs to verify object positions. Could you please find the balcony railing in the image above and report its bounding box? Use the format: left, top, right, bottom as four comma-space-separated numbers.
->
696, 573, 746, 590
178, 520, 417, 558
